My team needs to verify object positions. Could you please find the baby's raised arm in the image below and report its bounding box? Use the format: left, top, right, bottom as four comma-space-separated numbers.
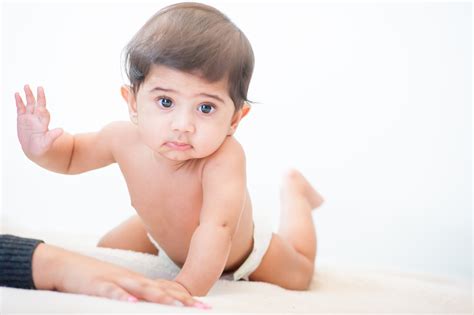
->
15, 85, 116, 174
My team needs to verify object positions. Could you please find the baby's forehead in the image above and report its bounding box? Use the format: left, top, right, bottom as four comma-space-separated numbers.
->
143, 65, 231, 101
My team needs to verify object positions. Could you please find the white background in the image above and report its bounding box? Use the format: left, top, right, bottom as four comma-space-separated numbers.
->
1, 1, 472, 281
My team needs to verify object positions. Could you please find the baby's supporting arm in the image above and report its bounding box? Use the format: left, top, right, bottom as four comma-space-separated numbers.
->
174, 140, 247, 296
16, 85, 116, 174
174, 222, 233, 296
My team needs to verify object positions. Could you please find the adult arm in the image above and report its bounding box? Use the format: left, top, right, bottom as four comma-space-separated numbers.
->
0, 234, 206, 307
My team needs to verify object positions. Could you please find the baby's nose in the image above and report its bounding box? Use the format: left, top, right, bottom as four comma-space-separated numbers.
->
171, 112, 195, 133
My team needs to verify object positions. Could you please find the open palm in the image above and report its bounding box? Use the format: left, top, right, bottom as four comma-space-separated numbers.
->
15, 85, 63, 157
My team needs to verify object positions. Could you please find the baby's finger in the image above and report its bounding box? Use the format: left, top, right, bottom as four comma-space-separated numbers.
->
24, 85, 36, 113
15, 92, 26, 114
130, 285, 176, 305
166, 290, 206, 308
37, 86, 47, 108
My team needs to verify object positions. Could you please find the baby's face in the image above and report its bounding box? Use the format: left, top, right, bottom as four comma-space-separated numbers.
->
130, 64, 238, 162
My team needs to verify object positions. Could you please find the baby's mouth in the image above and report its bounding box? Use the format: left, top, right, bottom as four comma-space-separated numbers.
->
164, 141, 192, 151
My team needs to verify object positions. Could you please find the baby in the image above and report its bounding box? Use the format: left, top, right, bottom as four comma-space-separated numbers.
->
15, 2, 324, 301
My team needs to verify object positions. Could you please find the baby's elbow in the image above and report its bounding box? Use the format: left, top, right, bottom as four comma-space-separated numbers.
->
200, 221, 235, 240
219, 221, 237, 241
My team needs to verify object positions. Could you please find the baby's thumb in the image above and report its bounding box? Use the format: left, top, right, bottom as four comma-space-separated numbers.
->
45, 128, 64, 145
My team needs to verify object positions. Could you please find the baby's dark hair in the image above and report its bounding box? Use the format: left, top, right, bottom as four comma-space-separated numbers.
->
124, 2, 254, 111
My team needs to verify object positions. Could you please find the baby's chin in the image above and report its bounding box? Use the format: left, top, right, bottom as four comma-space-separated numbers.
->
152, 148, 201, 164
155, 149, 191, 161
152, 142, 224, 164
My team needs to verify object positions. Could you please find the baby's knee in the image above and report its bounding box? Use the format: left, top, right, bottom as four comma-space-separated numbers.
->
97, 230, 158, 255
97, 233, 115, 248
281, 261, 314, 291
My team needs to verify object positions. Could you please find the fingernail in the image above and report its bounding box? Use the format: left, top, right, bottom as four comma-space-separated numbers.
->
127, 296, 138, 302
172, 300, 184, 307
194, 301, 212, 309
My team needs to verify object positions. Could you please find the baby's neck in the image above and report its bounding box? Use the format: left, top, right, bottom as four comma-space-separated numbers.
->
150, 149, 200, 173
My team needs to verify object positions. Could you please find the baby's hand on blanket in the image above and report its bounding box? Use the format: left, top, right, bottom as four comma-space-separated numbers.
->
155, 279, 212, 309
32, 243, 207, 308
15, 85, 63, 158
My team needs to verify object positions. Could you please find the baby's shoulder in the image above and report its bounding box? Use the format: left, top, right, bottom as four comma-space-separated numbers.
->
102, 120, 135, 131
101, 121, 140, 152
203, 136, 246, 170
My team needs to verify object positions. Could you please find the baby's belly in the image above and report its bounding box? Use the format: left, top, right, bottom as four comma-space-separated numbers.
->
150, 232, 195, 266
143, 200, 255, 272
141, 209, 199, 265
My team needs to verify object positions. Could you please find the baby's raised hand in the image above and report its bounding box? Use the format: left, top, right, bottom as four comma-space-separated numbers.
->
15, 85, 63, 158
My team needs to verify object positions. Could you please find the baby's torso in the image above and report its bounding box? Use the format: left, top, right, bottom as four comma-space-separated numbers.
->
113, 122, 254, 271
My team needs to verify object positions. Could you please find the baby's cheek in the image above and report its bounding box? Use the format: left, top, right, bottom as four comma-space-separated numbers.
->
199, 133, 228, 156
139, 126, 162, 149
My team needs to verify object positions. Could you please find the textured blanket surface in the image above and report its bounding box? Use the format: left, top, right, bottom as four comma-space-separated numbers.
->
1, 244, 472, 314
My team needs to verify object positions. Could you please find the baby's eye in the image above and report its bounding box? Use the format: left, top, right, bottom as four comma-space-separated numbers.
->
158, 98, 173, 108
198, 104, 215, 114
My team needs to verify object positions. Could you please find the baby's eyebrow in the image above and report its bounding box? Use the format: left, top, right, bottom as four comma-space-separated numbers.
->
149, 86, 225, 104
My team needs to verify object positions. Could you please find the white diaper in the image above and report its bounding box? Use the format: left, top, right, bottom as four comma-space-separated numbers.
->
147, 218, 273, 281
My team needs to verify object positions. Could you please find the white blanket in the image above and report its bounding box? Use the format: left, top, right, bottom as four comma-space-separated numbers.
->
1, 244, 471, 313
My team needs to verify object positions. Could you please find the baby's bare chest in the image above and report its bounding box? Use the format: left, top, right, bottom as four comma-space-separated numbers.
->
117, 155, 204, 236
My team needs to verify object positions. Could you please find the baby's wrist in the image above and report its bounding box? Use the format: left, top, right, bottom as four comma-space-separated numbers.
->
23, 146, 49, 165
173, 278, 192, 295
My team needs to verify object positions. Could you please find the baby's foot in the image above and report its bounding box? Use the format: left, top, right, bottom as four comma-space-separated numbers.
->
281, 169, 324, 210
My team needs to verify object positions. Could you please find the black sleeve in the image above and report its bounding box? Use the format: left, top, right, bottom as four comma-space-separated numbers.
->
0, 234, 44, 289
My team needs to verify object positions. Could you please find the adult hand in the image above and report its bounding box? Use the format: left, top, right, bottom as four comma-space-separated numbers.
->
32, 243, 208, 308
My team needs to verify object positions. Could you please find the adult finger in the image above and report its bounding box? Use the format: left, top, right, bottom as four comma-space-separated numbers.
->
116, 277, 187, 306
15, 92, 26, 114
94, 281, 139, 303
151, 285, 209, 308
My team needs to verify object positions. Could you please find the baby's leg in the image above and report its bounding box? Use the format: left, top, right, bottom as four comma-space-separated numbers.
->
97, 215, 158, 255
278, 169, 323, 262
249, 169, 323, 289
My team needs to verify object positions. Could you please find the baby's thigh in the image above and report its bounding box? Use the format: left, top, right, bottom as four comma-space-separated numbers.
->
97, 215, 158, 255
249, 234, 313, 290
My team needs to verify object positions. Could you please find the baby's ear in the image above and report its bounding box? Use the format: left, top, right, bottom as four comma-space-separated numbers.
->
121, 85, 138, 124
228, 102, 251, 135
241, 102, 251, 119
